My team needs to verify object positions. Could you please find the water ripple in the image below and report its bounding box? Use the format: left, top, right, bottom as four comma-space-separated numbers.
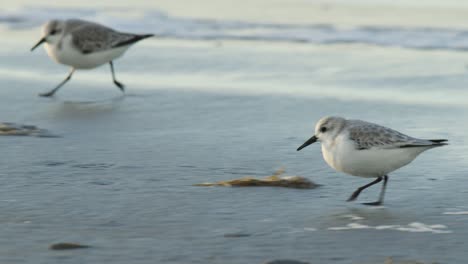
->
3, 6, 468, 51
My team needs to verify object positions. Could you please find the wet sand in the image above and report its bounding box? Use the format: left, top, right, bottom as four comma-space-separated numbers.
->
1, 1, 468, 263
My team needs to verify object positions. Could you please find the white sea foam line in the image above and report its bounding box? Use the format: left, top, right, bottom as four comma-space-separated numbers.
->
342, 214, 364, 221
443, 211, 468, 215
328, 222, 452, 234
0, 67, 467, 107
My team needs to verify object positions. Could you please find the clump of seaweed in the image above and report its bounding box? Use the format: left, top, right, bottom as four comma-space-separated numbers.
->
194, 168, 319, 189
0, 122, 57, 137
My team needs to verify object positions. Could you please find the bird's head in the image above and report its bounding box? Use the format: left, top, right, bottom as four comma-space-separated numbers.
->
297, 116, 346, 151
31, 20, 66, 51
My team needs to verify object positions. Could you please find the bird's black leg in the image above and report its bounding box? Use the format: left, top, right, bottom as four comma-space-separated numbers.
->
362, 175, 388, 206
109, 61, 125, 92
39, 68, 75, 97
347, 176, 383, 202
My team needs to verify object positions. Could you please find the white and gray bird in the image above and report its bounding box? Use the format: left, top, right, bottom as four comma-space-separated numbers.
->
31, 19, 153, 97
297, 116, 447, 205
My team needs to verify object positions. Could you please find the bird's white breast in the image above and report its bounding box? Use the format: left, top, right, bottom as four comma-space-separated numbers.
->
321, 132, 428, 178
44, 34, 130, 69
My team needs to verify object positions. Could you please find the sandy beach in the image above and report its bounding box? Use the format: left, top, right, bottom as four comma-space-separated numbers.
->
1, 1, 468, 263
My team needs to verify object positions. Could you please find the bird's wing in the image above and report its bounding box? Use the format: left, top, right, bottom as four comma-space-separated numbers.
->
347, 120, 443, 150
69, 20, 138, 54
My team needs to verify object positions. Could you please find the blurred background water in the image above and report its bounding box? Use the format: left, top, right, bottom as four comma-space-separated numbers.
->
0, 0, 468, 263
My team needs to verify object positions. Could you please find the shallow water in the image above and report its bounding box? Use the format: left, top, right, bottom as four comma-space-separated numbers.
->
1, 1, 468, 263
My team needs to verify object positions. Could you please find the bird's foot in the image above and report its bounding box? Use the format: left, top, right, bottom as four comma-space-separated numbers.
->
362, 201, 383, 206
39, 91, 55, 97
114, 80, 125, 92
346, 192, 360, 202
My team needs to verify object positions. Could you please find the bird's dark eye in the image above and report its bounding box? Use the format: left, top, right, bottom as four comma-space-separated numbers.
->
320, 127, 327, 133
50, 29, 58, 35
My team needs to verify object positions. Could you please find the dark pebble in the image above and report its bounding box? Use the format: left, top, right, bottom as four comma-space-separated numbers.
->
224, 233, 251, 238
49, 243, 91, 250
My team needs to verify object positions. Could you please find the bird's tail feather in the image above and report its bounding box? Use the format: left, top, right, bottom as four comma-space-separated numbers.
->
429, 139, 448, 144
428, 139, 449, 147
399, 139, 448, 148
113, 34, 154, 48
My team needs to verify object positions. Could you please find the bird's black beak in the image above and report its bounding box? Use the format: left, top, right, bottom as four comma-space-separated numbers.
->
31, 37, 46, 52
297, 135, 318, 151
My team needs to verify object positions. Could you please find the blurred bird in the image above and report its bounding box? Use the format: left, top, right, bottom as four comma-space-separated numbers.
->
31, 19, 153, 97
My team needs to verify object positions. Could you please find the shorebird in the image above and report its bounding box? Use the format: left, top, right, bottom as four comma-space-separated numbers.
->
31, 19, 153, 97
297, 116, 447, 205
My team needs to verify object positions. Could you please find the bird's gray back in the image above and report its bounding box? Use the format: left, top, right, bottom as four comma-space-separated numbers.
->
346, 120, 433, 150
67, 19, 136, 54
